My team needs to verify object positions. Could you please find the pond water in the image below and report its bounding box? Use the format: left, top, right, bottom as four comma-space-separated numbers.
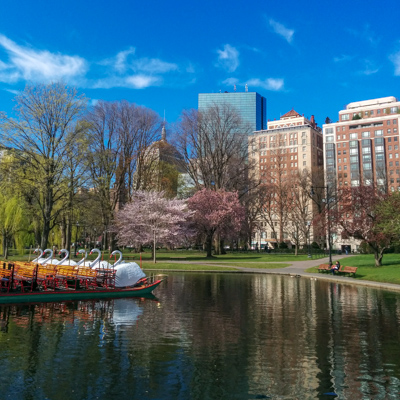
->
1, 273, 400, 400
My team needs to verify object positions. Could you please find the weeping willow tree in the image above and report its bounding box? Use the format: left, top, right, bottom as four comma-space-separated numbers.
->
0, 83, 88, 249
0, 194, 29, 258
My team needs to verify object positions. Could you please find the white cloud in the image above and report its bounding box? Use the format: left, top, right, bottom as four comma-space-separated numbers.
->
390, 51, 400, 76
222, 77, 239, 87
92, 74, 162, 90
347, 25, 380, 47
246, 78, 284, 91
0, 34, 191, 91
0, 34, 87, 84
333, 54, 353, 63
132, 58, 178, 74
359, 59, 379, 76
111, 48, 178, 74
268, 19, 294, 44
216, 44, 239, 72
114, 47, 136, 72
126, 74, 161, 88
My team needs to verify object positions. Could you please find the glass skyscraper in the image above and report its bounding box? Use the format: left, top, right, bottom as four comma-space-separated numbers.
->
198, 91, 267, 133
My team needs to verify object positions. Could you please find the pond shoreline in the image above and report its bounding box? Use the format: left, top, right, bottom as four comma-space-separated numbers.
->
144, 255, 400, 293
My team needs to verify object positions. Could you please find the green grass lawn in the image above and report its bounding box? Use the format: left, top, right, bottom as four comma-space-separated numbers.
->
142, 261, 290, 270
142, 262, 238, 271
306, 254, 400, 285
129, 250, 323, 263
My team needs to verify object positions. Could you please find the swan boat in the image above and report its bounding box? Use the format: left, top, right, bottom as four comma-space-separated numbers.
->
0, 249, 165, 304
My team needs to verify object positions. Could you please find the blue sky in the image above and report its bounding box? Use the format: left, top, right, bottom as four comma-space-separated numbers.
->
0, 0, 399, 129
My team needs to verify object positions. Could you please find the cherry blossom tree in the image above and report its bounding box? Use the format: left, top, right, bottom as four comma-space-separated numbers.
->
333, 185, 393, 266
114, 191, 192, 263
188, 189, 245, 257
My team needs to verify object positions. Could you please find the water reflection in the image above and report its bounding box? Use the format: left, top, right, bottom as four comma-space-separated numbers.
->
0, 274, 399, 399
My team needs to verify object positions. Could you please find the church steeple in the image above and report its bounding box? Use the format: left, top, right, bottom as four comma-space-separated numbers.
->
161, 124, 167, 142
161, 110, 167, 141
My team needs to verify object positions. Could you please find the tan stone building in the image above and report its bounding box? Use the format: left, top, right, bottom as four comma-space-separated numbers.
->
249, 110, 324, 249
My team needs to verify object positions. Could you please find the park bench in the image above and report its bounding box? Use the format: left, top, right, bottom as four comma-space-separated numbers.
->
318, 264, 331, 273
338, 266, 358, 277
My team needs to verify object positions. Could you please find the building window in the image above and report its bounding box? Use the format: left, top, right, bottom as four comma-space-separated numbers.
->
343, 158, 347, 162
337, 135, 341, 140
350, 133, 358, 139
362, 131, 370, 138
342, 114, 350, 121
391, 107, 398, 113
343, 134, 346, 139
337, 127, 340, 132
303, 161, 306, 166
389, 145, 393, 151
377, 109, 381, 114
375, 130, 383, 136
389, 154, 393, 159
370, 110, 374, 115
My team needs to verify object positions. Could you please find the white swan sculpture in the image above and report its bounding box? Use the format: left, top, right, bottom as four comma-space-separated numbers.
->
89, 248, 112, 269
76, 250, 92, 267
110, 250, 146, 288
57, 249, 77, 266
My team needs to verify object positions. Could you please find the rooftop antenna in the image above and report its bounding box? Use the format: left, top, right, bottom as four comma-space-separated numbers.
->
245, 84, 248, 92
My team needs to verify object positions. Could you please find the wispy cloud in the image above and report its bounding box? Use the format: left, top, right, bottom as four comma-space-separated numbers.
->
91, 75, 162, 89
0, 34, 191, 90
94, 49, 180, 89
247, 78, 284, 91
222, 77, 284, 91
390, 50, 400, 76
0, 34, 87, 84
268, 19, 294, 44
222, 77, 239, 87
347, 24, 380, 47
110, 48, 178, 75
216, 44, 239, 72
359, 59, 379, 76
333, 54, 353, 63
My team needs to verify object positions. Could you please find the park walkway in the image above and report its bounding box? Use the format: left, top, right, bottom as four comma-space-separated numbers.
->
175, 254, 400, 293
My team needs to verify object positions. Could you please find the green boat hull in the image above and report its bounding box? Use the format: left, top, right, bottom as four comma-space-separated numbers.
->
0, 280, 163, 304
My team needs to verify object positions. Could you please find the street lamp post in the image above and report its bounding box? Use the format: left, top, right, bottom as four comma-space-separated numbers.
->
307, 221, 311, 258
311, 185, 332, 265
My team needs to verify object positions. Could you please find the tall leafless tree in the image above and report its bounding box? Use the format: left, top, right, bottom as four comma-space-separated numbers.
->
175, 104, 258, 194
85, 100, 160, 250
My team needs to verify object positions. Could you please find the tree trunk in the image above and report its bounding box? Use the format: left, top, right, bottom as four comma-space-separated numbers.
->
220, 238, 227, 255
153, 229, 157, 263
374, 249, 383, 267
214, 235, 220, 255
205, 232, 213, 257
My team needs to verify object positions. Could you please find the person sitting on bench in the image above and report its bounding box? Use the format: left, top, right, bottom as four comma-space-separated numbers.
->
331, 261, 340, 275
